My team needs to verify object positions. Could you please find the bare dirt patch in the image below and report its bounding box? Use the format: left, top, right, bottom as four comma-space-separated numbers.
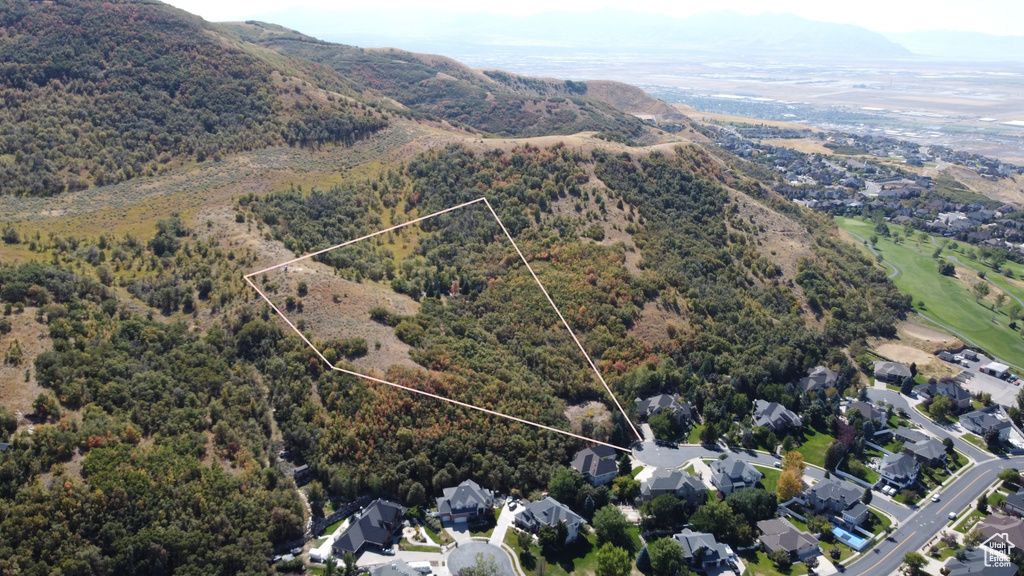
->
900, 321, 964, 350
758, 138, 833, 156
630, 302, 687, 345
564, 401, 612, 442
874, 342, 959, 380
0, 308, 50, 426
261, 262, 421, 374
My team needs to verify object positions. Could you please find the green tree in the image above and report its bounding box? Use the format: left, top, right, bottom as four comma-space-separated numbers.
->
308, 481, 326, 517
595, 543, 632, 576
725, 488, 777, 523
648, 537, 686, 576
929, 395, 952, 422
641, 494, 685, 530
458, 553, 501, 576
972, 281, 990, 302
999, 468, 1022, 486
593, 505, 630, 548
649, 411, 682, 441
689, 498, 740, 544
613, 476, 640, 500
824, 442, 846, 471
902, 552, 926, 576
976, 494, 988, 514
700, 421, 719, 446
768, 548, 791, 569
549, 468, 584, 505
862, 487, 872, 505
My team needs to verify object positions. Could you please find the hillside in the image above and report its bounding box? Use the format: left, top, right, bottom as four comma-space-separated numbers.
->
0, 3, 918, 575
219, 21, 659, 140
0, 0, 388, 197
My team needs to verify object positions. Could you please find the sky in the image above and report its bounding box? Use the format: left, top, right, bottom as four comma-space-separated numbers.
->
163, 0, 1024, 36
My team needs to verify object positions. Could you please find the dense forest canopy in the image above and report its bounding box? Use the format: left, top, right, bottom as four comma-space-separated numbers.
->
0, 0, 387, 196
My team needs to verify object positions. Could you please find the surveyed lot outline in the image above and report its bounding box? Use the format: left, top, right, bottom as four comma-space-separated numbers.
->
244, 197, 642, 451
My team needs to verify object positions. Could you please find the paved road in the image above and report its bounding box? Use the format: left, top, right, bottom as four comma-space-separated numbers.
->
865, 389, 989, 462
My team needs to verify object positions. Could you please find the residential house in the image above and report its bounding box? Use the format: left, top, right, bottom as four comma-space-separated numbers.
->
0, 443, 10, 452
371, 560, 423, 576
709, 456, 763, 494
435, 479, 495, 523
515, 497, 583, 545
936, 351, 955, 362
893, 426, 928, 444
334, 499, 407, 555
753, 399, 802, 432
293, 464, 312, 485
873, 361, 912, 384
1004, 489, 1024, 516
756, 518, 819, 560
915, 380, 973, 410
960, 407, 1012, 441
798, 366, 839, 393
672, 529, 734, 569
977, 514, 1024, 551
904, 437, 946, 467
846, 401, 885, 427
802, 478, 870, 526
639, 469, 707, 506
636, 394, 694, 427
571, 445, 619, 486
877, 453, 920, 490
943, 547, 1017, 576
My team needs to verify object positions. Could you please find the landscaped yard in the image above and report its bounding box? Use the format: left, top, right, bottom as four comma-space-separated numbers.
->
740, 549, 810, 576
867, 508, 892, 535
954, 509, 986, 533
322, 516, 347, 537
835, 217, 1024, 373
961, 433, 993, 453
920, 451, 968, 489
470, 508, 502, 537
423, 523, 451, 546
755, 465, 781, 493
504, 527, 630, 576
795, 426, 836, 469
688, 424, 706, 445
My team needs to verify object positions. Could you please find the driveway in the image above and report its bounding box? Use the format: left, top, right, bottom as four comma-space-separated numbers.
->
489, 506, 516, 547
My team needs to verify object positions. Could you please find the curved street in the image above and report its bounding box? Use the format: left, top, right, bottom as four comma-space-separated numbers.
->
632, 386, 1017, 576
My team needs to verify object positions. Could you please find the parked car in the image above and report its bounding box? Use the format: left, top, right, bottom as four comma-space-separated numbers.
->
948, 512, 958, 520
953, 355, 964, 363
773, 461, 782, 468
932, 494, 940, 502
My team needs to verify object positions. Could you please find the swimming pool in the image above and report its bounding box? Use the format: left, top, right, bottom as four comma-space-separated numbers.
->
833, 526, 870, 551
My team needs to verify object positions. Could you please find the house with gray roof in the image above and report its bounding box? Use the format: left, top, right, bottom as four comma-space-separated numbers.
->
1004, 489, 1024, 516
943, 547, 1016, 576
893, 426, 927, 444
757, 519, 819, 559
753, 399, 802, 432
436, 479, 495, 523
672, 529, 734, 568
639, 469, 706, 506
334, 499, 406, 555
709, 456, 763, 494
904, 437, 946, 467
960, 407, 1012, 441
515, 497, 583, 545
873, 361, 912, 384
0, 443, 10, 452
571, 445, 619, 486
846, 401, 885, 427
915, 380, 972, 410
636, 394, 694, 427
802, 478, 869, 526
878, 453, 920, 490
798, 366, 839, 392
370, 560, 424, 576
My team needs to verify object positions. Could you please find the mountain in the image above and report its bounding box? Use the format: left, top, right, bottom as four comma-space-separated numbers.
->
0, 0, 389, 197
884, 30, 1024, 62
218, 21, 661, 139
245, 8, 912, 60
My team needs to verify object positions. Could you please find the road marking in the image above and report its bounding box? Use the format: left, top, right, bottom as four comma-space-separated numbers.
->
936, 472, 986, 515
850, 531, 916, 576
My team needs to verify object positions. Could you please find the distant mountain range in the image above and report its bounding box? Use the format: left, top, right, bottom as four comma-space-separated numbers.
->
241, 8, 1024, 63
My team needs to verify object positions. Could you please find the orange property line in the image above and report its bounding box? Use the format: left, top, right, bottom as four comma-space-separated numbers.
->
243, 196, 643, 452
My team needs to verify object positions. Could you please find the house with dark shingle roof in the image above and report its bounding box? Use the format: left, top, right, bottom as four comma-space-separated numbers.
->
798, 366, 839, 392
846, 401, 885, 427
878, 453, 919, 489
571, 445, 619, 486
915, 380, 972, 410
672, 529, 734, 568
943, 547, 1016, 576
0, 443, 10, 452
333, 499, 406, 555
893, 426, 927, 444
1004, 489, 1024, 516
709, 456, 763, 494
371, 560, 422, 576
803, 478, 869, 526
960, 407, 1012, 441
635, 394, 694, 428
435, 479, 495, 523
873, 361, 912, 384
639, 469, 706, 506
978, 514, 1024, 551
904, 437, 946, 467
757, 518, 819, 559
515, 497, 583, 545
753, 399, 802, 432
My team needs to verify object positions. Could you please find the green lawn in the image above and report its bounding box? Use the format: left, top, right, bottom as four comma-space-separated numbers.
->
961, 433, 991, 453
631, 467, 643, 478
920, 451, 967, 489
399, 541, 441, 552
504, 528, 616, 576
795, 426, 837, 469
470, 508, 502, 537
868, 508, 892, 535
954, 509, 986, 533
322, 516, 347, 536
688, 424, 706, 445
423, 523, 451, 546
989, 491, 1007, 508
740, 550, 810, 576
835, 217, 1024, 372
755, 465, 781, 493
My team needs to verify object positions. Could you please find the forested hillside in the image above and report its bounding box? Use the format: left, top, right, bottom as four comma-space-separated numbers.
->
221, 21, 654, 140
0, 0, 388, 196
